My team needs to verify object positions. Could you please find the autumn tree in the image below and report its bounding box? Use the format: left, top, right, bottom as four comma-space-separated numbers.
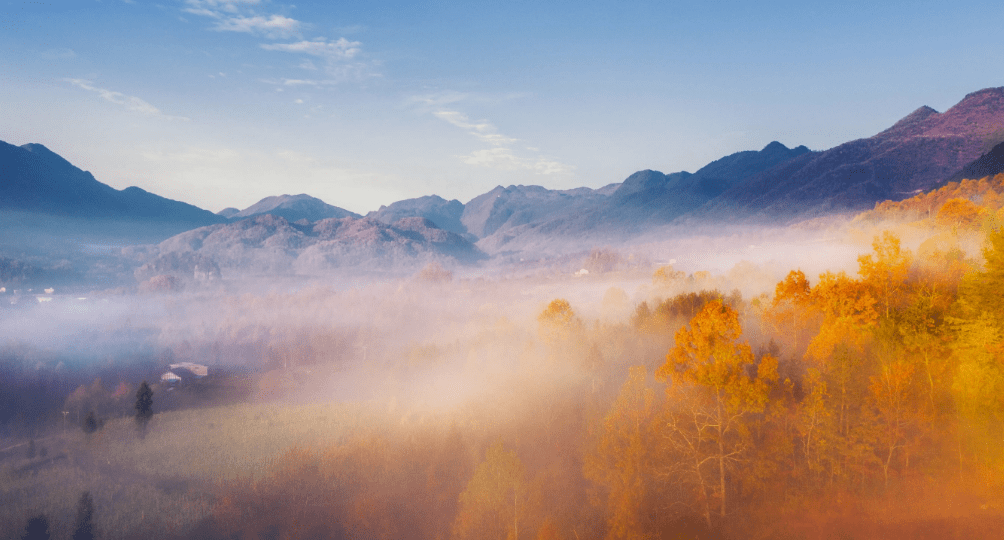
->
584, 365, 657, 539
802, 271, 879, 485
939, 228, 1004, 476
538, 299, 579, 341
653, 265, 685, 286
764, 269, 815, 358
538, 299, 585, 365
857, 231, 912, 320
656, 300, 777, 528
867, 351, 918, 488
453, 440, 526, 540
936, 197, 986, 229
958, 225, 1004, 322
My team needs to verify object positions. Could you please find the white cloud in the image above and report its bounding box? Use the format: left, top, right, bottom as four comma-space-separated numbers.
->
433, 110, 518, 146
533, 158, 575, 175
213, 14, 300, 38
184, 0, 261, 15
259, 78, 332, 87
66, 79, 190, 121
183, 0, 300, 39
458, 149, 574, 175
427, 104, 574, 176
181, 0, 376, 84
460, 148, 523, 170
260, 38, 361, 60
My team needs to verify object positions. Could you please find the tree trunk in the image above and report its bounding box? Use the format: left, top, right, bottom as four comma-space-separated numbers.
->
717, 392, 726, 519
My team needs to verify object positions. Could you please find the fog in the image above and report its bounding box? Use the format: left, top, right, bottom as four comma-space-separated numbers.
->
3, 219, 1000, 539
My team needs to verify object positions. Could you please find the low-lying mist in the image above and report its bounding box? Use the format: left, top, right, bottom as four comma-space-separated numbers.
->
3, 220, 999, 539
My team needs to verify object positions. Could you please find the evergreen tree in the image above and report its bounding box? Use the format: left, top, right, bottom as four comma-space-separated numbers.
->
135, 381, 154, 439
21, 514, 50, 540
82, 412, 98, 435
72, 492, 95, 540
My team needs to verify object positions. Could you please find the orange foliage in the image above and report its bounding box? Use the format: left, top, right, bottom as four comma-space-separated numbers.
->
862, 173, 1004, 224
936, 198, 987, 229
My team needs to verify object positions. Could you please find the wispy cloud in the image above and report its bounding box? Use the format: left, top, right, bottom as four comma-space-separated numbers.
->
214, 14, 300, 38
66, 79, 190, 121
433, 110, 519, 146
426, 104, 574, 176
184, 0, 262, 15
183, 0, 300, 38
180, 0, 376, 82
260, 38, 361, 60
259, 78, 333, 87
459, 148, 574, 175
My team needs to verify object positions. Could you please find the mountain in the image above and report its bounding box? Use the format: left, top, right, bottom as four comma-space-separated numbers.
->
146, 214, 485, 278
605, 141, 811, 223
946, 140, 1004, 184
367, 195, 468, 237
231, 194, 360, 222
699, 87, 1004, 222
0, 141, 224, 227
461, 184, 615, 239
472, 142, 811, 254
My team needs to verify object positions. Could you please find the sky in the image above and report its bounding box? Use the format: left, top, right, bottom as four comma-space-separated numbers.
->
1, 0, 1002, 215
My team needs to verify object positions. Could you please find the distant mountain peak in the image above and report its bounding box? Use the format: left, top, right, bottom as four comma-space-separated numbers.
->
761, 141, 789, 152
234, 193, 360, 222
19, 142, 88, 173
959, 86, 1004, 104
876, 105, 940, 139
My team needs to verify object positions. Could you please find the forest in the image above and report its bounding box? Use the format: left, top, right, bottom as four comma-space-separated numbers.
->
4, 177, 1004, 539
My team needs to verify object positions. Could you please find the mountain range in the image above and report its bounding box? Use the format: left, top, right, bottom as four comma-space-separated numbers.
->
4, 87, 1004, 284
0, 141, 224, 228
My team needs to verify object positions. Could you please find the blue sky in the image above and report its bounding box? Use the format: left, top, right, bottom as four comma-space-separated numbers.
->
1, 0, 1002, 214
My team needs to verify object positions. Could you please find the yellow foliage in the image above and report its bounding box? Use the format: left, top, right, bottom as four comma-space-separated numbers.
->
652, 265, 685, 285
936, 198, 986, 229
583, 366, 655, 540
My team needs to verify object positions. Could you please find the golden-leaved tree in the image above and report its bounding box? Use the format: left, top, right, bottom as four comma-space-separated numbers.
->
656, 300, 777, 528
453, 440, 526, 540
763, 269, 816, 358
952, 227, 1004, 475
583, 365, 657, 539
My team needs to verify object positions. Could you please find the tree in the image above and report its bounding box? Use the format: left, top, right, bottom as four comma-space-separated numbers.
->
72, 491, 95, 540
857, 231, 912, 320
764, 270, 815, 357
936, 197, 985, 229
538, 299, 579, 342
453, 440, 526, 540
656, 300, 777, 528
21, 514, 50, 540
135, 381, 154, 439
583, 365, 657, 539
82, 411, 98, 435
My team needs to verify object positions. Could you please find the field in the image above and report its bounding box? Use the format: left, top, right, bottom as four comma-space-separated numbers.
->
0, 400, 379, 539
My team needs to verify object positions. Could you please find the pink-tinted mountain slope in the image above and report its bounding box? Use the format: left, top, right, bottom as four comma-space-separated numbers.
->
699, 87, 1004, 222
